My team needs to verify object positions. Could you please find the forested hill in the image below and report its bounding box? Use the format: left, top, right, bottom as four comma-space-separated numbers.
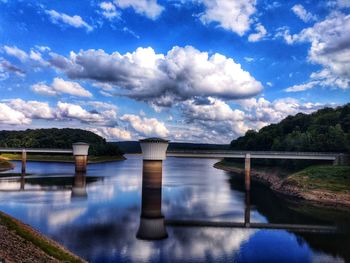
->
231, 104, 350, 153
0, 128, 123, 156
115, 141, 230, 153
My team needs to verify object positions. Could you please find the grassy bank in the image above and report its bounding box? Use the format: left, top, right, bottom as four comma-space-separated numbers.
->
0, 211, 85, 262
218, 159, 294, 179
0, 153, 125, 163
0, 157, 14, 172
284, 165, 350, 193
215, 160, 350, 207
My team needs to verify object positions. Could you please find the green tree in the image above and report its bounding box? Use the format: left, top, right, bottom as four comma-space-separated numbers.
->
230, 103, 350, 153
0, 128, 124, 156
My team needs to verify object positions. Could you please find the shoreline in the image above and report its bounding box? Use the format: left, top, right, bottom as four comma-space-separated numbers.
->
214, 162, 350, 209
0, 154, 126, 164
0, 157, 15, 173
0, 210, 86, 263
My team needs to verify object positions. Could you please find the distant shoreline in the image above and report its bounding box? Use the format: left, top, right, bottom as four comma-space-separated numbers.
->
0, 153, 126, 164
214, 161, 350, 209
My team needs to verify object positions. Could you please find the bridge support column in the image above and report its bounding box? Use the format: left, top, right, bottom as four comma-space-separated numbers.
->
21, 149, 26, 175
245, 153, 251, 192
72, 143, 89, 173
333, 155, 340, 165
137, 138, 169, 240
334, 154, 350, 166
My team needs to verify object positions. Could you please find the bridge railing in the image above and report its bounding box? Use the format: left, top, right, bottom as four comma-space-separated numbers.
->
0, 143, 89, 173
166, 149, 343, 157
0, 148, 73, 154
166, 149, 345, 161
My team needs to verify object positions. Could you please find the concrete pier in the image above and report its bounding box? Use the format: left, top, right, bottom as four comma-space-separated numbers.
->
71, 173, 87, 199
136, 138, 169, 240
334, 154, 350, 165
245, 153, 251, 192
140, 161, 163, 217
21, 149, 26, 175
72, 143, 89, 173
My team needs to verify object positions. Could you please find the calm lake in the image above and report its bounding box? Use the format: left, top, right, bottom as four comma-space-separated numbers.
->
0, 155, 349, 263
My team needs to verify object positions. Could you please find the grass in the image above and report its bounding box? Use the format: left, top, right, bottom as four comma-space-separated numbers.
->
0, 153, 125, 163
0, 212, 84, 262
284, 165, 350, 193
0, 157, 14, 172
216, 159, 293, 178
218, 159, 245, 169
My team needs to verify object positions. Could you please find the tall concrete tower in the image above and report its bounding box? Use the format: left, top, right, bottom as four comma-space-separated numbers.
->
137, 138, 169, 240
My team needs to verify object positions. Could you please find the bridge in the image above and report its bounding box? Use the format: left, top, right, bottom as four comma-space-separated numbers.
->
165, 220, 339, 234
135, 138, 348, 240
0, 148, 73, 154
167, 149, 348, 191
0, 143, 89, 174
167, 150, 343, 161
0, 139, 345, 240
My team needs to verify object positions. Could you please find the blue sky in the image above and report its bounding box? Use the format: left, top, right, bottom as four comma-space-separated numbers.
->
0, 0, 349, 143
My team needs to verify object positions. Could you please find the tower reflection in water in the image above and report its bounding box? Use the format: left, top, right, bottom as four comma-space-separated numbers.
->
71, 172, 88, 199
245, 191, 251, 227
136, 161, 253, 240
20, 173, 25, 191
136, 160, 168, 240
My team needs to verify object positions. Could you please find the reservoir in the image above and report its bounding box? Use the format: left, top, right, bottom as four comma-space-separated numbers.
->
0, 155, 349, 262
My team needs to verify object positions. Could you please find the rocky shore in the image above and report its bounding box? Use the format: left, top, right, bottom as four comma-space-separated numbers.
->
0, 211, 86, 263
214, 162, 350, 209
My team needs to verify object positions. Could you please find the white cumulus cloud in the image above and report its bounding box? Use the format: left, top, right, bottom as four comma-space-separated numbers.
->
31, 78, 92, 97
2, 45, 49, 68
3, 46, 28, 62
172, 97, 327, 143
198, 0, 257, 35
4, 99, 55, 119
120, 114, 169, 137
0, 59, 25, 79
0, 103, 31, 125
114, 0, 164, 20
284, 11, 350, 91
89, 127, 131, 140
100, 2, 120, 19
45, 9, 93, 32
182, 97, 245, 122
49, 45, 262, 106
56, 101, 117, 124
180, 97, 248, 141
238, 97, 324, 126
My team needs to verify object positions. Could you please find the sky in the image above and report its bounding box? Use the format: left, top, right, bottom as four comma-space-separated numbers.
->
0, 0, 349, 143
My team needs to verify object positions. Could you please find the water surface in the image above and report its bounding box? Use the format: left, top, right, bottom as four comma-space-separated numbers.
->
0, 156, 349, 262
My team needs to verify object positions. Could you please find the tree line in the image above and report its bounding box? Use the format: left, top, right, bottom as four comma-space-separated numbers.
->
231, 104, 350, 153
0, 128, 123, 156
